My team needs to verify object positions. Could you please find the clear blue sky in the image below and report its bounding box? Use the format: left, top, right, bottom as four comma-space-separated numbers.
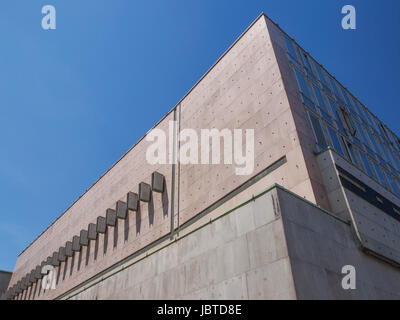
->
0, 0, 399, 271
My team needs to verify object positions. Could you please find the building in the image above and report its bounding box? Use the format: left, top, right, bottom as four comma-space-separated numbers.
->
0, 271, 12, 296
2, 13, 400, 300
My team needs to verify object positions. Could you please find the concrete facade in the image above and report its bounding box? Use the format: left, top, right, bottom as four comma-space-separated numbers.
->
69, 187, 400, 300
3, 13, 400, 300
316, 148, 400, 266
282, 186, 400, 299
68, 188, 296, 300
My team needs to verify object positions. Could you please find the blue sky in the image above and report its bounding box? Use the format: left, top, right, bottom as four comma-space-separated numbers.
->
0, 0, 399, 271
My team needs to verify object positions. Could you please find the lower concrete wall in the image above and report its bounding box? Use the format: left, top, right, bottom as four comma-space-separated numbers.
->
67, 186, 400, 300
68, 187, 296, 300
278, 189, 400, 299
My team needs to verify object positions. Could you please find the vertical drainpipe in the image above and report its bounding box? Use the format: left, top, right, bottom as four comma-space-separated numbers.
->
177, 103, 181, 236
170, 107, 177, 239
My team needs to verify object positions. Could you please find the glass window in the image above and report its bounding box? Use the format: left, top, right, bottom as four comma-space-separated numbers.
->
294, 69, 311, 97
342, 138, 360, 167
396, 179, 400, 196
359, 151, 376, 178
366, 130, 381, 155
327, 97, 340, 122
357, 105, 371, 128
351, 146, 363, 169
294, 69, 315, 108
351, 135, 364, 150
300, 51, 316, 80
365, 145, 377, 160
347, 106, 360, 121
312, 85, 327, 111
311, 84, 334, 125
387, 130, 400, 152
381, 144, 394, 168
389, 149, 400, 172
284, 36, 300, 62
300, 50, 313, 71
339, 86, 352, 107
385, 172, 400, 197
376, 154, 389, 171
308, 111, 327, 150
342, 110, 356, 136
351, 97, 368, 125
346, 97, 360, 120
327, 126, 345, 157
369, 117, 386, 144
321, 110, 334, 125
312, 61, 331, 93
372, 162, 389, 189
328, 77, 339, 96
327, 97, 347, 135
363, 109, 378, 132
374, 121, 390, 145
353, 120, 369, 148
392, 141, 400, 153
387, 164, 398, 176
328, 77, 345, 105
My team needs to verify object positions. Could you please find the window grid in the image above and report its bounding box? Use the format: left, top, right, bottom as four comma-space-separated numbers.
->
372, 161, 389, 190
283, 35, 400, 197
327, 125, 345, 157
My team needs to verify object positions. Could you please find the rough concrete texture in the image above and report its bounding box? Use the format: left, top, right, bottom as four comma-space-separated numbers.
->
265, 18, 331, 212
69, 187, 296, 300
68, 186, 400, 300
177, 15, 321, 229
277, 188, 400, 299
